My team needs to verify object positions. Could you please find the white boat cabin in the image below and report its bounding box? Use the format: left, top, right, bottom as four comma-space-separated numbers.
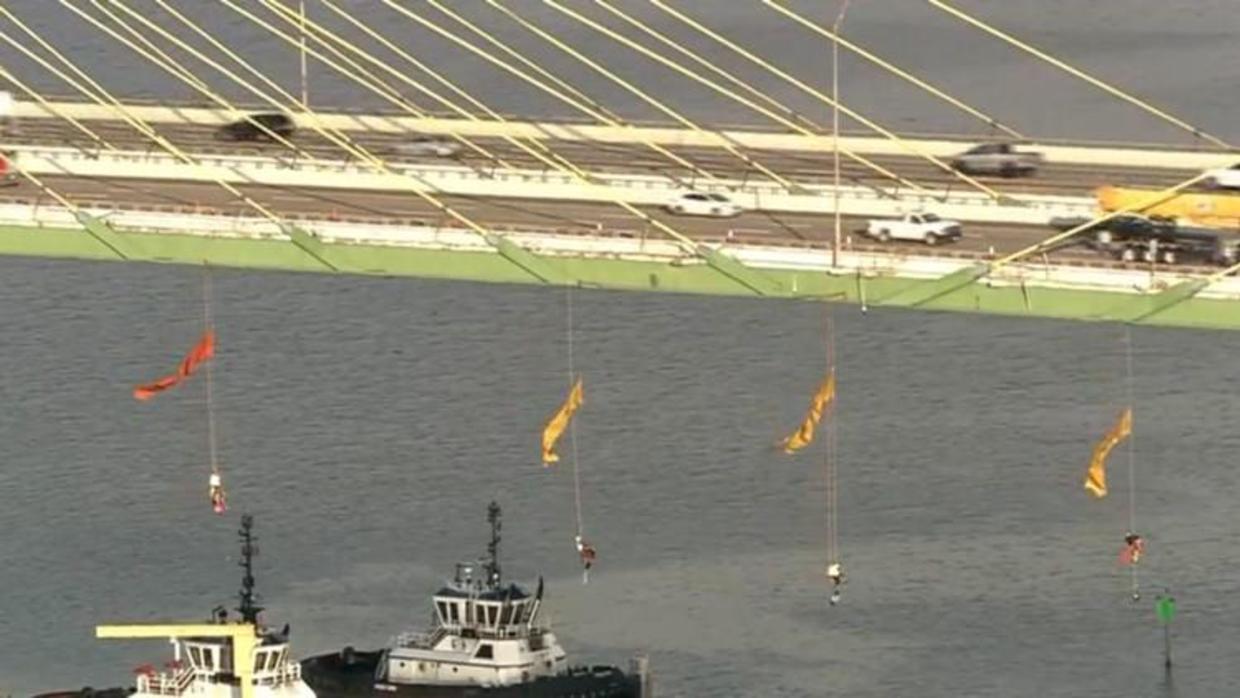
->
377, 563, 568, 688
131, 633, 314, 698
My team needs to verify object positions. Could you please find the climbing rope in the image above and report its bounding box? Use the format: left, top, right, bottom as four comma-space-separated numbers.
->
566, 286, 583, 540
563, 286, 596, 582
823, 308, 843, 605
1122, 325, 1138, 600
201, 265, 225, 514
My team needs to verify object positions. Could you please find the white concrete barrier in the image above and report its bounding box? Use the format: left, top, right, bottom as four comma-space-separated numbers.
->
5, 144, 1094, 226
3, 200, 1235, 300
13, 99, 1239, 170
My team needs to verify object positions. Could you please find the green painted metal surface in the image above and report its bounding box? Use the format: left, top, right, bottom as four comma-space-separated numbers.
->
280, 224, 343, 272
697, 245, 784, 296
3, 222, 1240, 330
487, 233, 572, 285
875, 264, 989, 308
75, 212, 138, 260
1111, 279, 1211, 324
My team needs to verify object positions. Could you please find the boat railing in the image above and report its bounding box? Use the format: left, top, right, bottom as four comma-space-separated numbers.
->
135, 665, 196, 696
393, 627, 446, 649
253, 662, 302, 686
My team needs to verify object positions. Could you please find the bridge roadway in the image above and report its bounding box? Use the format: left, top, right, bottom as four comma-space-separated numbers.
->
7, 117, 1201, 198
9, 174, 1117, 266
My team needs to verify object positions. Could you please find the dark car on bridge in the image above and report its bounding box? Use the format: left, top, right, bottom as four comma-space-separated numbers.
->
216, 113, 295, 142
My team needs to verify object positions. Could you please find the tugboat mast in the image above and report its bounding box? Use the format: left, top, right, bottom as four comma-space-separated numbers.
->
484, 501, 502, 590
237, 513, 264, 625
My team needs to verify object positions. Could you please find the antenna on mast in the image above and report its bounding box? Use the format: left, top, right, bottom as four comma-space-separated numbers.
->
237, 514, 263, 625
484, 501, 502, 589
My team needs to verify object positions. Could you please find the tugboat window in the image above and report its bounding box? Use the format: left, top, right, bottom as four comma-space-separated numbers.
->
437, 601, 449, 623
499, 604, 512, 625
474, 643, 494, 659
487, 606, 498, 626
449, 603, 460, 624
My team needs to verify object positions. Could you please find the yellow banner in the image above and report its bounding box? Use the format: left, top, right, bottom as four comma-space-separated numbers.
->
1084, 407, 1132, 498
780, 371, 836, 454
541, 377, 584, 465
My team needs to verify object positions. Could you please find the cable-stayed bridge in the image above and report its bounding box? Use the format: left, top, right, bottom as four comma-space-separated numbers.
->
0, 1, 1237, 329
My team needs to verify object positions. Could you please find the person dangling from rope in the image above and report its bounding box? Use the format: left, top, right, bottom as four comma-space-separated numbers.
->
208, 471, 227, 514
575, 535, 597, 583
826, 562, 845, 606
1119, 532, 1144, 566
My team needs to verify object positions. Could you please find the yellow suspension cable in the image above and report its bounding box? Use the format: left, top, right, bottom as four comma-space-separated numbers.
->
313, 0, 592, 178
379, 0, 721, 183
926, 0, 1231, 150
992, 172, 1214, 269
68, 1, 316, 163
262, 0, 512, 168
487, 0, 797, 191
314, 0, 579, 177
644, 0, 1000, 199
259, 0, 591, 180
90, 0, 314, 159
91, 0, 212, 95
115, 0, 409, 164
0, 22, 115, 116
146, 0, 334, 116
422, 0, 711, 177
593, 0, 825, 132
424, 0, 625, 123
539, 0, 922, 194
265, 0, 565, 175
248, 0, 722, 255
0, 64, 116, 150
763, 0, 1023, 140
123, 0, 504, 172
264, 6, 427, 117
137, 0, 573, 255
26, 1, 292, 225
8, 159, 84, 211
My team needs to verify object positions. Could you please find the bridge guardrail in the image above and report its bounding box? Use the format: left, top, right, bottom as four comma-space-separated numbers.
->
1, 198, 1232, 298
13, 99, 1239, 169
4, 143, 1095, 226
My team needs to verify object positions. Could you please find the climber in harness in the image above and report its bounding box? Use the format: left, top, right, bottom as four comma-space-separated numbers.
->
575, 535, 597, 583
1120, 532, 1144, 565
826, 562, 845, 606
209, 472, 227, 514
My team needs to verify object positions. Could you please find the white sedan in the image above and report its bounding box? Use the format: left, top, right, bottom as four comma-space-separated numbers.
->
665, 192, 743, 217
1203, 163, 1240, 190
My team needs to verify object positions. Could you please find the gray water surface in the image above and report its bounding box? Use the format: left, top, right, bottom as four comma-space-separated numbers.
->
2, 257, 1240, 697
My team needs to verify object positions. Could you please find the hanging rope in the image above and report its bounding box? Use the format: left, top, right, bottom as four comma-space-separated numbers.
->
1122, 325, 1138, 600
567, 285, 583, 538
564, 285, 596, 582
202, 264, 225, 514
823, 306, 843, 605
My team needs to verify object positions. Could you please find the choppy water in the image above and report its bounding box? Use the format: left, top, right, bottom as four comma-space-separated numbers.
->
4, 3, 1240, 696
3, 258, 1240, 697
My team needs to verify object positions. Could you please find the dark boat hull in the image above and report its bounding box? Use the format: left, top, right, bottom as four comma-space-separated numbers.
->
32, 689, 133, 698
302, 649, 642, 698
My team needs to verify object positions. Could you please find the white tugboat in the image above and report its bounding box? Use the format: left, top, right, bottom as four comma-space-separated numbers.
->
34, 515, 315, 698
301, 502, 650, 698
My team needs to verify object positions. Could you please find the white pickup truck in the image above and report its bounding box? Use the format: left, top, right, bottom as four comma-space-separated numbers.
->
864, 213, 963, 246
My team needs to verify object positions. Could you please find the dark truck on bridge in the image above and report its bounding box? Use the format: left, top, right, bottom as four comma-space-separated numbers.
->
1050, 214, 1240, 266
